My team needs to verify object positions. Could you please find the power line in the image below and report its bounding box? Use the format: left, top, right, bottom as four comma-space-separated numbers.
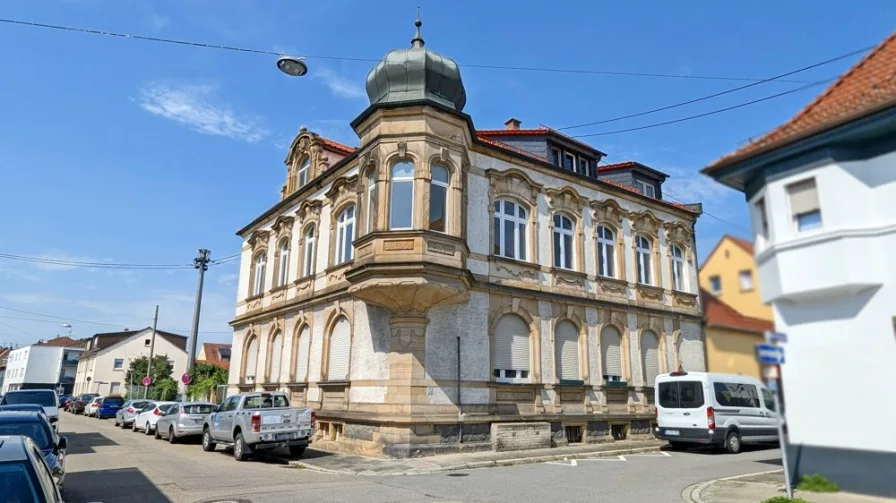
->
0, 252, 194, 270
662, 192, 752, 233
0, 17, 815, 84
0, 305, 142, 329
558, 44, 875, 131
572, 77, 837, 138
210, 253, 241, 265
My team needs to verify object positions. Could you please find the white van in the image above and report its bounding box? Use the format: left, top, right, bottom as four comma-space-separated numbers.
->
654, 371, 779, 453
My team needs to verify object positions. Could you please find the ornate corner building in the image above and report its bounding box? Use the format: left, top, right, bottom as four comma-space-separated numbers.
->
228, 18, 706, 457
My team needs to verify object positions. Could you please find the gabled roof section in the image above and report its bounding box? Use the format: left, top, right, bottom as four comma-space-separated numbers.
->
706, 33, 896, 172
477, 125, 607, 157
700, 289, 774, 334
81, 327, 187, 358
200, 343, 231, 369
699, 234, 755, 272
598, 160, 670, 180
36, 336, 86, 348
320, 138, 356, 156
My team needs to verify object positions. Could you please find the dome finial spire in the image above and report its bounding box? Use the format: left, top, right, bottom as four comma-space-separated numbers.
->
411, 6, 425, 48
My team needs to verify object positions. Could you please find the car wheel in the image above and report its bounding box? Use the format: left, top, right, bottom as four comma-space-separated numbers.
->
168, 427, 177, 444
144, 423, 153, 435
233, 433, 250, 462
113, 418, 119, 427
132, 420, 139, 432
725, 431, 742, 454
289, 446, 305, 458
154, 426, 162, 440
201, 429, 216, 452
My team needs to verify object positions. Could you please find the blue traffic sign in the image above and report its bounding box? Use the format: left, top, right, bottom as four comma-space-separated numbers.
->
765, 331, 788, 343
756, 343, 785, 364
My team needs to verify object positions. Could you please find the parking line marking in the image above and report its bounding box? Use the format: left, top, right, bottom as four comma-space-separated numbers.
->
661, 451, 671, 457
618, 455, 626, 461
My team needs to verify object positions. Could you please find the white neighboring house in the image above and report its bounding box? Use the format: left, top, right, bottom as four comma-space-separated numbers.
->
74, 328, 188, 396
702, 34, 896, 498
1, 337, 85, 395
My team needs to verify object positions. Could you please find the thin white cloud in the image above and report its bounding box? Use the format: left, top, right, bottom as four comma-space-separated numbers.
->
147, 12, 170, 33
216, 273, 238, 286
313, 68, 366, 100
137, 82, 268, 143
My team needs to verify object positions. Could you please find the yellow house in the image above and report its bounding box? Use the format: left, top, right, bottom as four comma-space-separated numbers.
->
698, 235, 773, 321
700, 290, 774, 378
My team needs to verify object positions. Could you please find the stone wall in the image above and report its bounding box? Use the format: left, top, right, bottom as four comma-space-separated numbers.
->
491, 422, 551, 452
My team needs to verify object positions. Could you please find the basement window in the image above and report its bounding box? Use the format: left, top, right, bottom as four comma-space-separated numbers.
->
611, 424, 627, 441
564, 425, 583, 444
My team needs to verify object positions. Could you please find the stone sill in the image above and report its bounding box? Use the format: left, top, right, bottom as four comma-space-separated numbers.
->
318, 380, 350, 388
489, 255, 545, 272
284, 382, 309, 389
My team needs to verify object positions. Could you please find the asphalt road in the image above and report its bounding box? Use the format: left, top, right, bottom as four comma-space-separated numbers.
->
59, 412, 782, 503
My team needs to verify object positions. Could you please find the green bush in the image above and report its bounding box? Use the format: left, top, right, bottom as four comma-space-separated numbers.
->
761, 497, 812, 503
797, 473, 839, 493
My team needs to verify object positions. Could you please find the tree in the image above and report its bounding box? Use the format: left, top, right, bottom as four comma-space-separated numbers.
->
125, 355, 174, 399
186, 362, 228, 401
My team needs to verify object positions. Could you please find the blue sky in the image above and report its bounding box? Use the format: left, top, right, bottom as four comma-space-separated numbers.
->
1, 0, 893, 348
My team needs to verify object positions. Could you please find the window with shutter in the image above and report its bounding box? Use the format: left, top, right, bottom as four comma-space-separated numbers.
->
601, 326, 623, 383
269, 332, 282, 383
295, 326, 311, 381
327, 317, 351, 381
555, 320, 581, 384
493, 314, 531, 383
245, 337, 258, 384
641, 331, 660, 387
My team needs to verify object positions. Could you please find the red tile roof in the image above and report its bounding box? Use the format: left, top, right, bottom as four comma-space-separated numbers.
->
320, 137, 356, 155
476, 134, 552, 163
198, 342, 231, 370
701, 289, 774, 334
598, 161, 640, 172
726, 235, 755, 255
36, 336, 86, 348
706, 32, 896, 172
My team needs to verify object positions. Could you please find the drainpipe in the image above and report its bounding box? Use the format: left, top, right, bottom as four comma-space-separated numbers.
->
457, 335, 463, 444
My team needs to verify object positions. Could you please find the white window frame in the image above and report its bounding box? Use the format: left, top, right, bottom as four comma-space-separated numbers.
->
252, 252, 267, 296
302, 226, 316, 277
493, 199, 529, 261
739, 270, 754, 291
636, 235, 653, 285
596, 225, 615, 278
366, 170, 377, 234
551, 147, 561, 166
113, 359, 124, 370
553, 214, 575, 270
389, 162, 414, 230
577, 157, 589, 176
755, 197, 769, 239
563, 152, 576, 171
429, 165, 450, 233
709, 275, 722, 293
297, 158, 310, 187
277, 239, 290, 287
636, 180, 656, 198
335, 206, 355, 265
671, 244, 686, 292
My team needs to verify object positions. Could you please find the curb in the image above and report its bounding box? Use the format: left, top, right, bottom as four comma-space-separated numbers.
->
680, 469, 784, 503
291, 444, 665, 476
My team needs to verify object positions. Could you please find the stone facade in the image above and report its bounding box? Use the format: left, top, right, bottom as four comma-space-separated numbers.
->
227, 25, 704, 458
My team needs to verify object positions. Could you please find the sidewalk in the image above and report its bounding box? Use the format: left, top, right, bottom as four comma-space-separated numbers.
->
289, 439, 665, 475
684, 470, 896, 503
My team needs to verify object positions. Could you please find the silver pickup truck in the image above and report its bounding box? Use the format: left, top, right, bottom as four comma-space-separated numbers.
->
201, 391, 315, 461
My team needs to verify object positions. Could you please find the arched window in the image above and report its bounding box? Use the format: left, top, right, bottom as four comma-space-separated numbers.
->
601, 326, 623, 383
268, 331, 282, 384
553, 215, 575, 270
297, 157, 310, 186
366, 170, 377, 234
335, 206, 355, 265
252, 253, 267, 296
641, 331, 660, 387
327, 316, 351, 381
596, 225, 616, 278
671, 244, 686, 291
493, 314, 531, 383
390, 161, 414, 229
302, 226, 316, 277
276, 239, 290, 287
636, 235, 653, 285
493, 200, 528, 260
244, 336, 258, 384
554, 320, 580, 383
430, 165, 449, 233
294, 325, 311, 381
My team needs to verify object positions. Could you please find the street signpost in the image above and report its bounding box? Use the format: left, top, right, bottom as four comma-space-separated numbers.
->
757, 334, 792, 499
142, 376, 152, 387
181, 373, 192, 385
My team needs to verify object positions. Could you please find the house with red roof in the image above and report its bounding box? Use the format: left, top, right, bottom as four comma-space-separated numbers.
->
702, 32, 896, 496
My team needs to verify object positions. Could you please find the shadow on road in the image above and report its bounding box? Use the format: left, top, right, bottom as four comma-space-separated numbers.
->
62, 432, 119, 454
756, 457, 783, 466
65, 467, 172, 503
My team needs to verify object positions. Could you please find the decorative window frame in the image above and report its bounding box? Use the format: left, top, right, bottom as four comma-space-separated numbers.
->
295, 200, 322, 282
487, 169, 542, 264
288, 312, 313, 382
630, 211, 662, 287
271, 216, 294, 289
636, 317, 667, 388
240, 328, 260, 384
597, 309, 631, 384
356, 151, 380, 236
552, 306, 588, 385
664, 220, 695, 295
381, 145, 419, 231
263, 318, 285, 384
546, 187, 587, 272
591, 199, 628, 280
425, 147, 463, 236
282, 127, 333, 197
320, 302, 354, 382
488, 298, 541, 384
325, 176, 359, 268
246, 229, 270, 299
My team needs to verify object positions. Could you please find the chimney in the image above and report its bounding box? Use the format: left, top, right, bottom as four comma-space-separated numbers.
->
504, 118, 522, 130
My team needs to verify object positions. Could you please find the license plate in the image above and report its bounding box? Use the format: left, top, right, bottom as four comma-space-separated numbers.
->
262, 416, 281, 425
193, 418, 203, 424
275, 433, 294, 441
664, 429, 680, 436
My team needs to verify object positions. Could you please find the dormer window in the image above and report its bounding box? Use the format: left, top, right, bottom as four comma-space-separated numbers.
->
551, 147, 561, 166
636, 180, 656, 198
297, 158, 310, 186
563, 152, 575, 171
577, 158, 589, 176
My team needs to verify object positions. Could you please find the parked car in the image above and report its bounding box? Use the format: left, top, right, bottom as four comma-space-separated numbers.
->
0, 412, 67, 492
114, 400, 150, 428
58, 395, 72, 412
202, 392, 314, 461
132, 402, 176, 435
0, 390, 60, 428
0, 404, 45, 414
95, 395, 124, 420
69, 393, 99, 415
83, 397, 102, 417
654, 370, 779, 454
154, 402, 216, 443
0, 435, 65, 502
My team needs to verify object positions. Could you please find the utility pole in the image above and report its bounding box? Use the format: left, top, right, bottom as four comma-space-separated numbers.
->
144, 305, 159, 399
187, 249, 211, 374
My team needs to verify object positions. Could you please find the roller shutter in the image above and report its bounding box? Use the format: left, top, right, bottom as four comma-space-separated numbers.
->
295, 327, 311, 381
641, 331, 660, 387
555, 321, 580, 381
269, 333, 282, 383
601, 326, 622, 378
327, 317, 351, 380
493, 314, 530, 371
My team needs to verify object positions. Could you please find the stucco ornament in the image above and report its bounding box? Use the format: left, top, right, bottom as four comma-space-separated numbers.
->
487, 168, 542, 201
591, 199, 628, 225
630, 211, 661, 237
247, 230, 270, 250
545, 186, 587, 214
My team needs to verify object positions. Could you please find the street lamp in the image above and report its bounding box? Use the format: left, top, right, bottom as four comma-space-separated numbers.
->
277, 56, 308, 77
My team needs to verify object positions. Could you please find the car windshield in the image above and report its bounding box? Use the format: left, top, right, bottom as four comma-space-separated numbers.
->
0, 461, 40, 503
0, 421, 51, 450
183, 404, 215, 415
103, 397, 124, 405
0, 391, 56, 407
80, 394, 98, 401
130, 401, 149, 410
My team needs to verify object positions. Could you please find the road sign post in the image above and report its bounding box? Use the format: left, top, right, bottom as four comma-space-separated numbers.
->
757, 334, 792, 499
142, 376, 152, 387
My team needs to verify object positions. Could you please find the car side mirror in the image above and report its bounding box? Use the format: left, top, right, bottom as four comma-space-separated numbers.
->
57, 437, 67, 450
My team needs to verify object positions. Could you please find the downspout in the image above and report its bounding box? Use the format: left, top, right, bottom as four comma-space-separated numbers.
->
457, 335, 463, 444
